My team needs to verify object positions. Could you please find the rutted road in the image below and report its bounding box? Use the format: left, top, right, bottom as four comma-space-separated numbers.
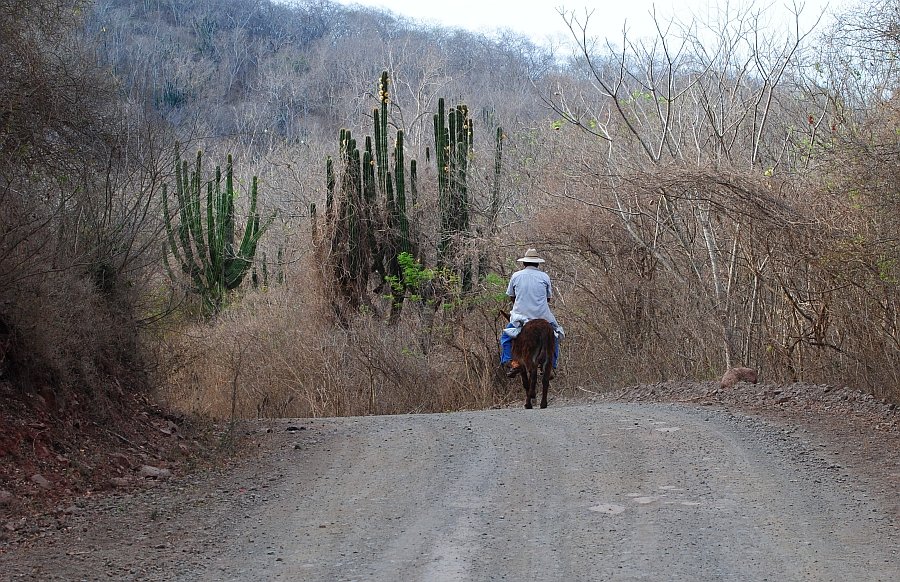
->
4, 402, 899, 580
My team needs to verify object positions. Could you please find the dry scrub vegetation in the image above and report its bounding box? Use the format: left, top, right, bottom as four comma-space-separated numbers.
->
150, 1, 899, 420
157, 154, 899, 419
1, 0, 166, 411
1, 0, 897, 434
157, 254, 515, 419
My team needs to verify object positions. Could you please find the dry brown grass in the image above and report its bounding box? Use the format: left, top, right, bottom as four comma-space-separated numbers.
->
156, 253, 521, 419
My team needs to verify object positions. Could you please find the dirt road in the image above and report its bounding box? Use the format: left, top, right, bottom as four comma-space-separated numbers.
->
3, 400, 899, 580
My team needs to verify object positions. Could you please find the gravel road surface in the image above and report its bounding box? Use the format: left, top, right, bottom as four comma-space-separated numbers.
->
2, 401, 898, 581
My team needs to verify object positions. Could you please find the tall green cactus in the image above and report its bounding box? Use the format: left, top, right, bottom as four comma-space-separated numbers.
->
325, 154, 335, 225
394, 130, 410, 255
434, 97, 449, 264
434, 99, 474, 288
409, 159, 418, 207
163, 150, 272, 315
374, 71, 390, 201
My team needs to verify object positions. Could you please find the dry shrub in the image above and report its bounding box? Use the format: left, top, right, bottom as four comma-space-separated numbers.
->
157, 256, 518, 419
0, 0, 156, 413
0, 269, 144, 413
518, 201, 727, 389
801, 96, 900, 398
521, 164, 898, 400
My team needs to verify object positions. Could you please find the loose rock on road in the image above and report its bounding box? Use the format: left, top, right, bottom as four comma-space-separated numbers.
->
3, 402, 899, 581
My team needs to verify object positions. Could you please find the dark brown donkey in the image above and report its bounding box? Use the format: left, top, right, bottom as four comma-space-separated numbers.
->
511, 318, 556, 409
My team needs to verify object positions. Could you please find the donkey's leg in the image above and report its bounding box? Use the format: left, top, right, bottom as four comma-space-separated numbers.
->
540, 339, 554, 408
540, 366, 551, 409
528, 366, 539, 407
520, 369, 533, 409
527, 366, 538, 401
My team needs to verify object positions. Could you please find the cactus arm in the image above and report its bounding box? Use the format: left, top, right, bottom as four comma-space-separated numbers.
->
188, 152, 207, 264
435, 99, 451, 266
174, 159, 196, 276
228, 176, 274, 290
206, 176, 216, 277
376, 71, 390, 199
162, 183, 186, 273
409, 159, 417, 207
325, 155, 335, 225
394, 130, 409, 255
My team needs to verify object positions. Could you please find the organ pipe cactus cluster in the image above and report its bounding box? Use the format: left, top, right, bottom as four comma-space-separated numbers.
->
328, 128, 371, 309
318, 71, 502, 321
163, 150, 272, 316
320, 71, 414, 319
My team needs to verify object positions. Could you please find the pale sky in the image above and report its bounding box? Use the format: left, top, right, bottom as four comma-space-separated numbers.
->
334, 0, 850, 47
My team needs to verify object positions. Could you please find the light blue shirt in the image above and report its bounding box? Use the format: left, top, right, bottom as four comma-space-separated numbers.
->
506, 266, 557, 326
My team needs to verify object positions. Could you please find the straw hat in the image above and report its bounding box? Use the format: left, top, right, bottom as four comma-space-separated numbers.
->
516, 248, 545, 263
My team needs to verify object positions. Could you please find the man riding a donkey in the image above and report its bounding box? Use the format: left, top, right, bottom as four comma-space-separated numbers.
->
500, 248, 564, 381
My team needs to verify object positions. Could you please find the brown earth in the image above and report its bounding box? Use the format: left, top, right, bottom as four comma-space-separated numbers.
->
0, 380, 226, 528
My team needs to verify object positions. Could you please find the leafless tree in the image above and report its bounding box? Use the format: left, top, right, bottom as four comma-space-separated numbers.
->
1, 0, 170, 394
544, 2, 820, 370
